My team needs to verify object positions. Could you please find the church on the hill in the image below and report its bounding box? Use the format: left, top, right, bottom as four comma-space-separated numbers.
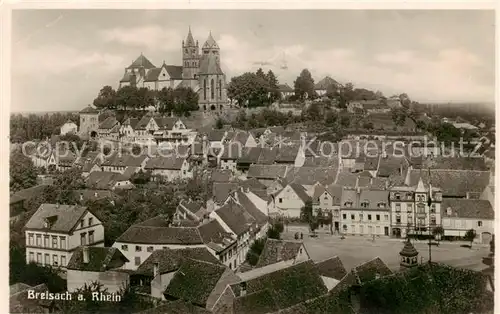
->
118, 28, 228, 111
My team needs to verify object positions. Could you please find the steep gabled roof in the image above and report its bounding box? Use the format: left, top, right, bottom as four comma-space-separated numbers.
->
214, 201, 255, 236
127, 54, 156, 69
408, 169, 490, 197
135, 247, 221, 276
314, 256, 347, 280
351, 257, 392, 284
80, 105, 99, 114
136, 299, 211, 314
442, 198, 494, 220
25, 204, 89, 232
314, 76, 339, 90
164, 259, 226, 307
256, 239, 304, 268
144, 156, 185, 170
67, 247, 128, 272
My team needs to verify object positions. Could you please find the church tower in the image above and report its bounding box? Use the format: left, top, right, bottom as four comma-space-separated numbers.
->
182, 27, 200, 80
198, 31, 227, 111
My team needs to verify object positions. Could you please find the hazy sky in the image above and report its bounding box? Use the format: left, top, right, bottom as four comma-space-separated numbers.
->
11, 9, 495, 112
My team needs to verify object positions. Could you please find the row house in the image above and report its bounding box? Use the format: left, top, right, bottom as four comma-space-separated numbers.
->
312, 184, 343, 232
389, 177, 443, 238
112, 216, 207, 270
97, 117, 120, 141
66, 246, 129, 293
246, 164, 289, 187
441, 199, 494, 244
209, 199, 264, 269
144, 156, 193, 182
284, 166, 338, 195
27, 145, 77, 172
24, 204, 105, 268
340, 188, 391, 236
269, 183, 311, 218
101, 152, 149, 174
119, 118, 139, 143
86, 171, 135, 190
133, 246, 229, 301
133, 114, 196, 146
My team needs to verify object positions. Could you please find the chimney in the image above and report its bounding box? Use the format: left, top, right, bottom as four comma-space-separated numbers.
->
94, 192, 98, 198
153, 262, 159, 278
83, 246, 89, 264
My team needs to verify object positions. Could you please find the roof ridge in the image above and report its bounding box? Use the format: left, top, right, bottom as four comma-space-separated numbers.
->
314, 255, 341, 265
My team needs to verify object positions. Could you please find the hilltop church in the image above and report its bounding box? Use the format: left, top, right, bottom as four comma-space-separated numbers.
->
118, 28, 228, 111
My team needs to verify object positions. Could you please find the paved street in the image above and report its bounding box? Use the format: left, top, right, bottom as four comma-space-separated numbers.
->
282, 230, 490, 272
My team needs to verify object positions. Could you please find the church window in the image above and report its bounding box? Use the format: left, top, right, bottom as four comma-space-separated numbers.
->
203, 79, 207, 100
219, 80, 222, 98
211, 79, 215, 99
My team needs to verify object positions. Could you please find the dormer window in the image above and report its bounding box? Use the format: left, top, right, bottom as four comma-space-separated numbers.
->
446, 207, 452, 216
361, 201, 369, 208
378, 202, 386, 208
395, 193, 401, 200
344, 201, 353, 208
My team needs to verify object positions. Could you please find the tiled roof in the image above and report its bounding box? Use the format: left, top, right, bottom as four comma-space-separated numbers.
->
136, 300, 211, 314
164, 259, 226, 307
102, 152, 148, 167
233, 289, 279, 314
235, 190, 268, 225
10, 185, 49, 205
340, 188, 389, 210
399, 239, 419, 257
67, 247, 128, 272
364, 156, 380, 171
377, 156, 406, 177
442, 199, 494, 220
144, 68, 161, 82
238, 177, 267, 191
25, 204, 88, 232
220, 144, 243, 160
127, 54, 156, 69
203, 32, 219, 49
277, 84, 294, 92
199, 54, 224, 75
247, 164, 288, 180
86, 171, 131, 190
212, 182, 238, 204
256, 239, 304, 268
408, 169, 490, 197
325, 185, 343, 206
215, 200, 256, 236
314, 76, 339, 90
335, 171, 358, 188
123, 118, 140, 129
134, 114, 153, 130
423, 156, 488, 171
210, 169, 231, 182
99, 116, 119, 130
116, 217, 203, 245
10, 283, 50, 313
80, 105, 99, 114
275, 145, 299, 163
208, 130, 226, 142
197, 219, 234, 250
314, 256, 347, 280
135, 247, 221, 276
154, 116, 178, 130
178, 200, 205, 217
287, 167, 338, 186
10, 283, 31, 296
289, 183, 311, 203
231, 131, 250, 145
238, 147, 263, 164
257, 148, 278, 165
119, 71, 135, 83
144, 156, 185, 170
302, 156, 339, 167
351, 257, 392, 284
233, 260, 327, 310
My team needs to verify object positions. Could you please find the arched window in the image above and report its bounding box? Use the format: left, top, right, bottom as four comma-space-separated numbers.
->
219, 80, 222, 98
211, 79, 215, 99
203, 79, 207, 100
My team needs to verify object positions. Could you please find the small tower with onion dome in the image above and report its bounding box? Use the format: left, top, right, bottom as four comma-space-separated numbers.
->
399, 238, 419, 270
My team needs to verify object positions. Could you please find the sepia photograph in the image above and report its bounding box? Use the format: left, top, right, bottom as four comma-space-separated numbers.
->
7, 7, 496, 314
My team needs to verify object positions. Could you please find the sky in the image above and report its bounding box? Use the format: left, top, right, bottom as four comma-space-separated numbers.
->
11, 9, 495, 112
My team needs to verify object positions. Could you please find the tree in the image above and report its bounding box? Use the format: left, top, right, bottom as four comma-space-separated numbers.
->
363, 122, 374, 130
256, 68, 267, 80
325, 111, 338, 126
266, 70, 280, 103
391, 108, 407, 130
172, 87, 199, 115
300, 200, 313, 223
227, 72, 270, 107
10, 150, 38, 193
215, 117, 225, 129
340, 115, 351, 128
464, 229, 476, 248
93, 85, 117, 110
432, 226, 444, 244
294, 69, 315, 100
137, 87, 156, 110
157, 87, 175, 114
246, 238, 266, 266
116, 85, 141, 110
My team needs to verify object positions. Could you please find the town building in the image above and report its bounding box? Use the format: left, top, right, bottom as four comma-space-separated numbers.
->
60, 121, 78, 136
79, 106, 99, 139
340, 188, 391, 236
255, 238, 310, 269
66, 246, 130, 293
24, 204, 105, 268
118, 29, 229, 111
389, 178, 443, 238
